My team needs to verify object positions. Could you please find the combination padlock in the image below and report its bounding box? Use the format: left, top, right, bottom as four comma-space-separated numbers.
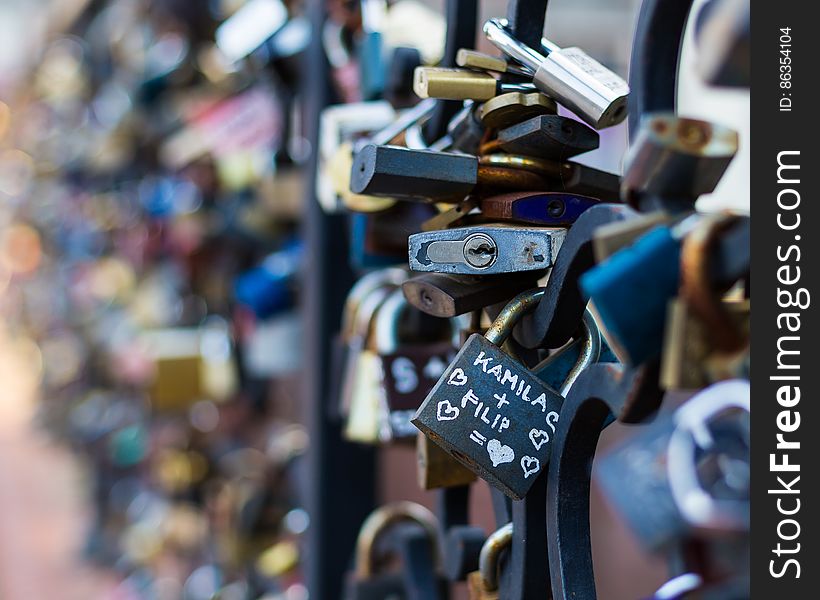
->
483, 19, 629, 129
412, 289, 566, 500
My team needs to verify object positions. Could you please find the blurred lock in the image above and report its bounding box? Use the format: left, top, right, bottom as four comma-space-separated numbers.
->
141, 319, 237, 412
417, 432, 476, 490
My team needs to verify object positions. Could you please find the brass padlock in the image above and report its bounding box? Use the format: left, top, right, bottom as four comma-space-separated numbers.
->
467, 522, 513, 599
661, 213, 750, 389
417, 431, 477, 490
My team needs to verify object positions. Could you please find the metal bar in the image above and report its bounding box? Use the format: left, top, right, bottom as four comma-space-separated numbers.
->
302, 1, 377, 597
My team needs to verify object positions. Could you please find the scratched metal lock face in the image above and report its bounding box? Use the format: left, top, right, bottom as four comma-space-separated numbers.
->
412, 334, 563, 500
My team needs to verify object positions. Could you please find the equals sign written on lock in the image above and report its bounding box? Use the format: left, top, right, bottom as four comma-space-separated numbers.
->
469, 430, 487, 446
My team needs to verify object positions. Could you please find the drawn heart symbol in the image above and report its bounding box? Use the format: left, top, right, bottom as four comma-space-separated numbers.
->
436, 400, 460, 421
520, 456, 540, 479
528, 428, 549, 451
447, 368, 468, 386
487, 439, 515, 467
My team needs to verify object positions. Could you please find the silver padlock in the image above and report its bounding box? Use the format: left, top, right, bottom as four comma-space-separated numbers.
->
483, 18, 629, 129
408, 225, 566, 275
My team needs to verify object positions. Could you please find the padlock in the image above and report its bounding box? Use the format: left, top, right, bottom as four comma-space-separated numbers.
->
339, 270, 407, 422
370, 287, 459, 442
456, 48, 532, 77
661, 213, 750, 389
483, 19, 629, 129
467, 522, 512, 599
337, 269, 409, 413
445, 102, 485, 155
408, 224, 566, 276
413, 289, 569, 500
402, 271, 542, 318
417, 431, 476, 490
580, 216, 702, 366
597, 379, 750, 552
477, 92, 557, 130
413, 67, 536, 100
479, 192, 601, 226
621, 113, 738, 213
350, 144, 553, 201
344, 501, 443, 600
343, 285, 402, 443
661, 298, 749, 390
317, 101, 397, 213
489, 113, 600, 160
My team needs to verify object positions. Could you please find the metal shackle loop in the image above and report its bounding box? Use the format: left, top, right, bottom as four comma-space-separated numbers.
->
478, 522, 514, 591
559, 309, 602, 396
484, 288, 544, 347
342, 268, 408, 336
374, 288, 411, 354
353, 285, 397, 345
483, 19, 545, 72
354, 501, 441, 579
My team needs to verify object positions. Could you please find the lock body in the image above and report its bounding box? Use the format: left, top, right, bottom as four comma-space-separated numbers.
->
413, 333, 563, 500
532, 47, 629, 129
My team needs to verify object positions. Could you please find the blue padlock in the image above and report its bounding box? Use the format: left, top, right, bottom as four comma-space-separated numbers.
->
580, 223, 683, 366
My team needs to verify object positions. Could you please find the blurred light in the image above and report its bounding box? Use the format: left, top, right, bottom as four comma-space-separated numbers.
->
35, 37, 87, 101
183, 565, 222, 600
154, 577, 184, 600
216, 0, 287, 62
88, 257, 137, 302
40, 331, 86, 387
189, 399, 220, 432
285, 583, 309, 600
270, 16, 311, 58
0, 222, 42, 275
146, 32, 188, 76
283, 508, 310, 535
0, 149, 35, 197
92, 82, 133, 128
256, 541, 300, 577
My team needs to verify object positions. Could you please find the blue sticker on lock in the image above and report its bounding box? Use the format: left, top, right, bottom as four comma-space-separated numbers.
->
580, 226, 681, 366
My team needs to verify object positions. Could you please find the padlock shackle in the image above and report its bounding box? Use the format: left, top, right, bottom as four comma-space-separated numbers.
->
484, 288, 544, 346
483, 19, 545, 72
354, 501, 441, 579
342, 268, 408, 336
559, 310, 602, 396
479, 522, 513, 591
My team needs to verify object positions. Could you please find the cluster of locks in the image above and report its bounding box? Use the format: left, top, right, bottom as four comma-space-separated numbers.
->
317, 0, 750, 598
